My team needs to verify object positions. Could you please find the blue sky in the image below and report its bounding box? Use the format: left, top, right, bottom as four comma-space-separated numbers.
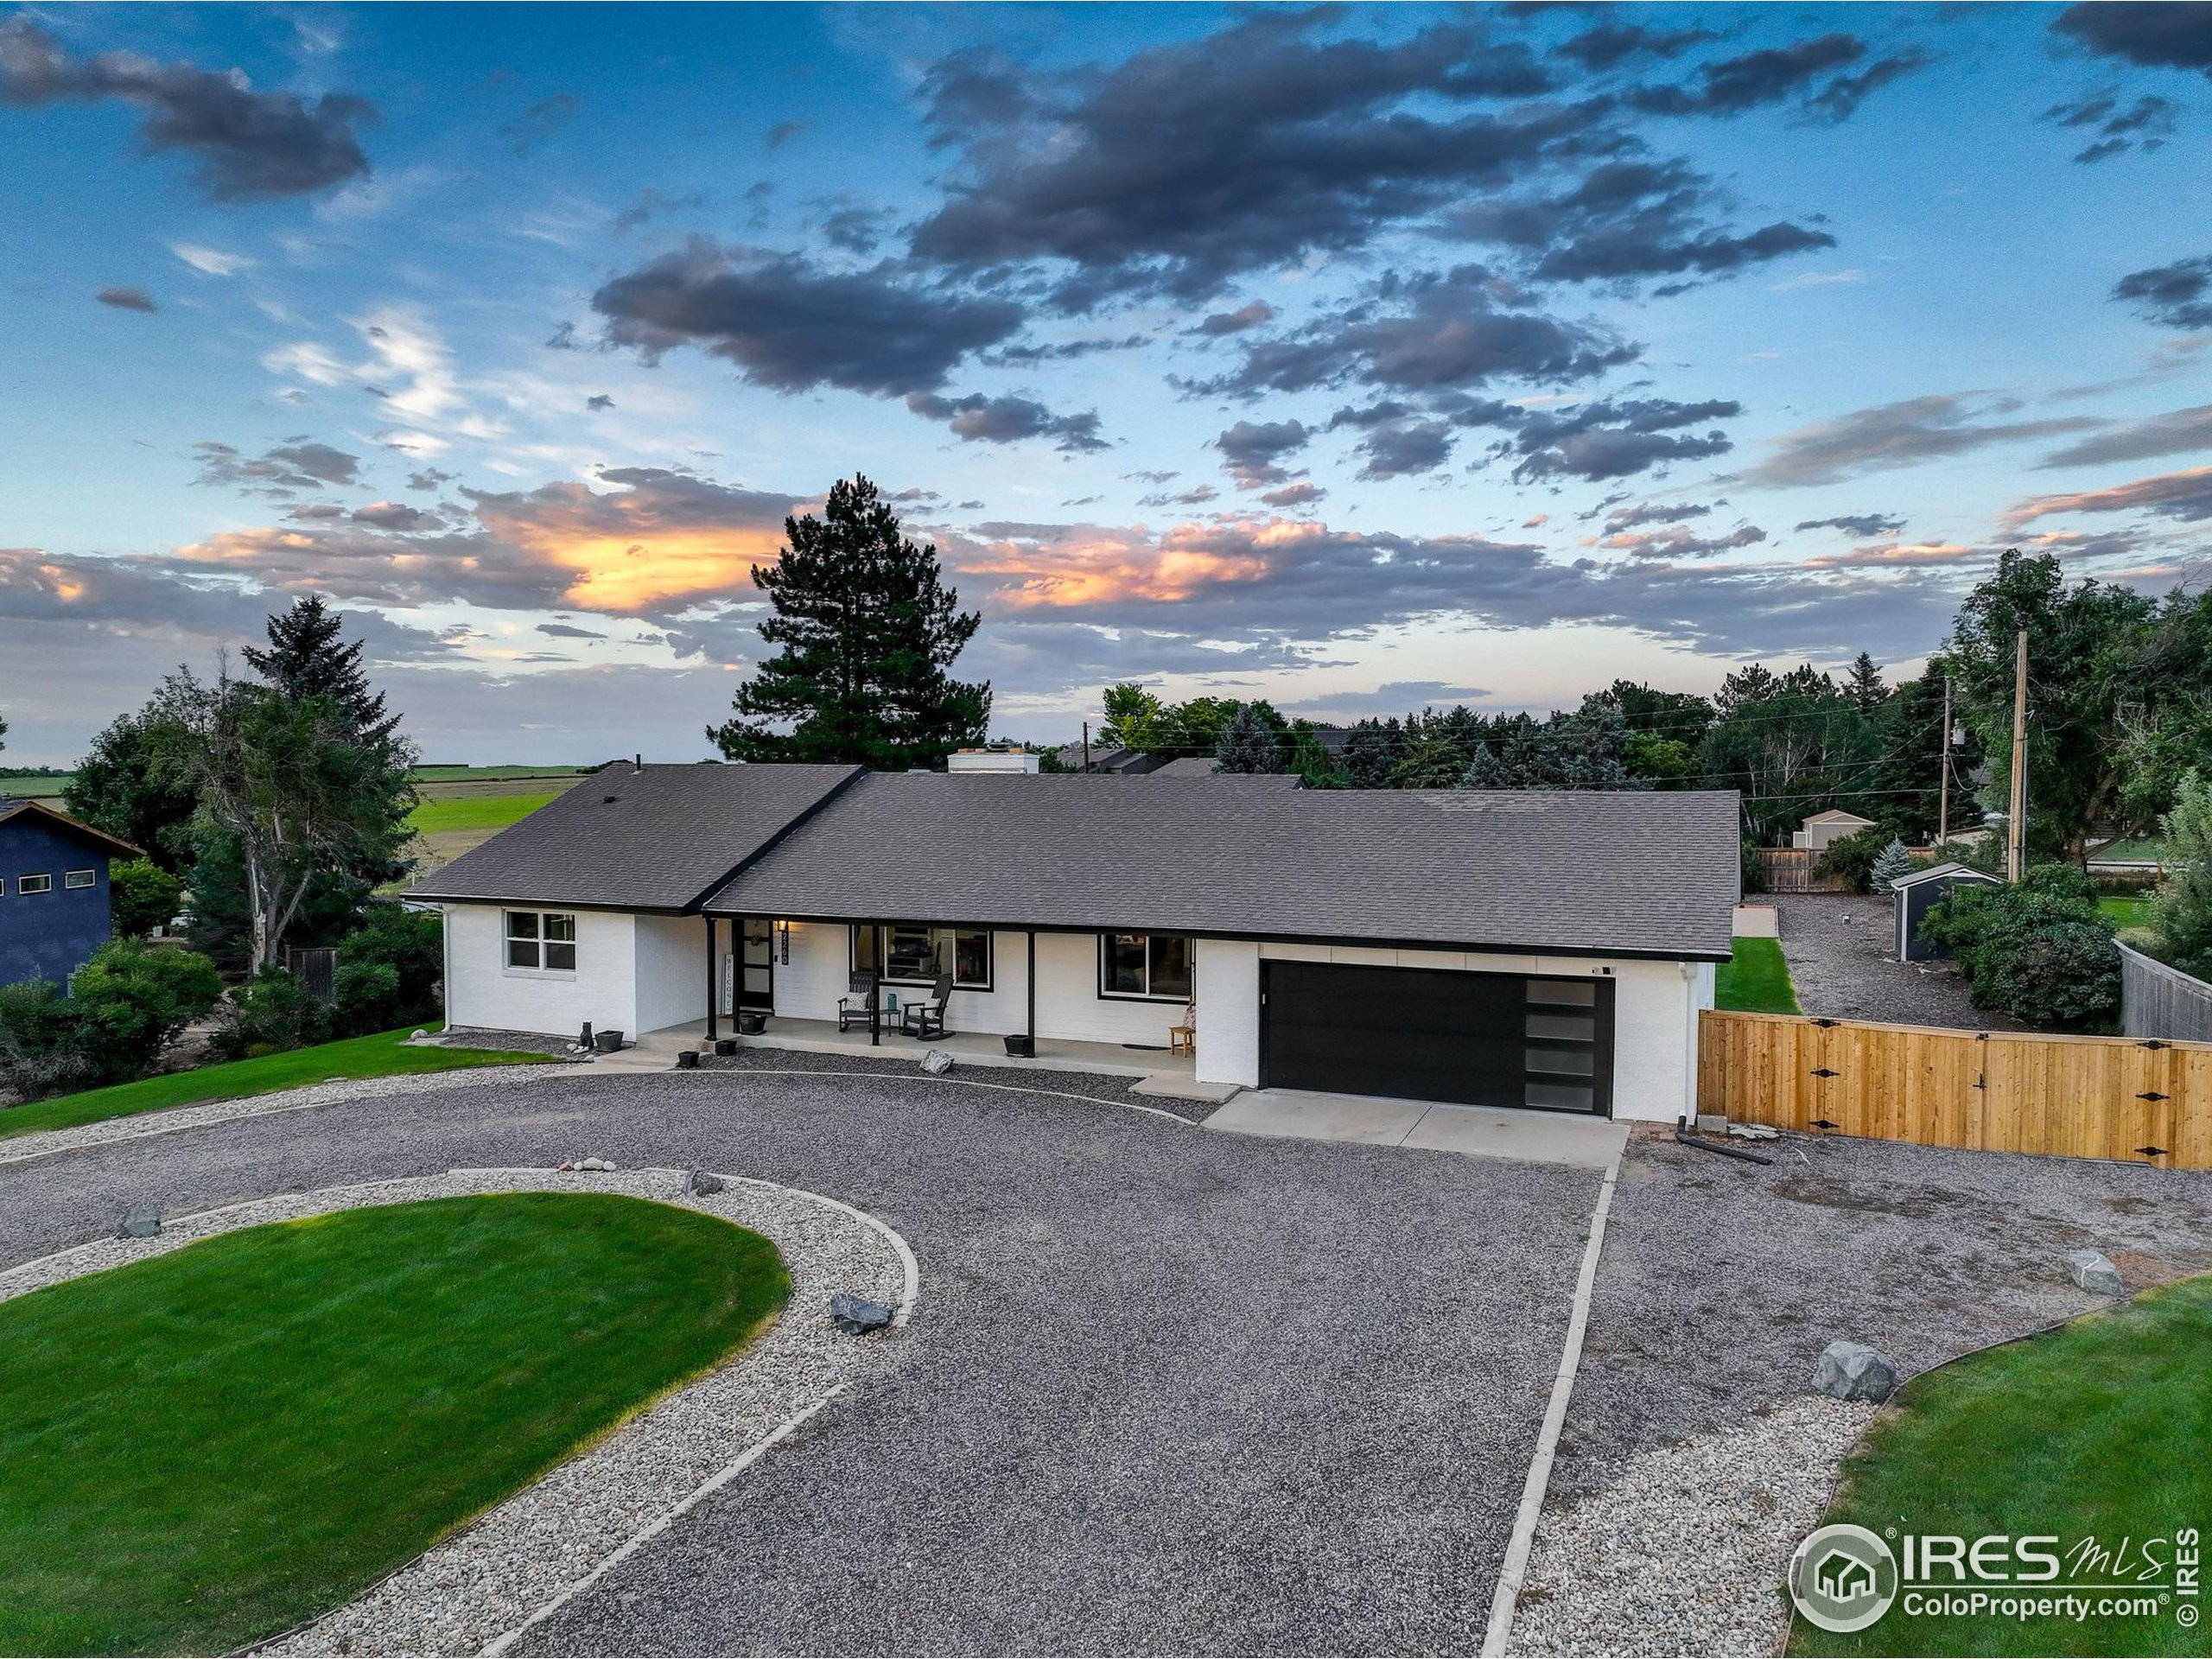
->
3, 2, 2209, 762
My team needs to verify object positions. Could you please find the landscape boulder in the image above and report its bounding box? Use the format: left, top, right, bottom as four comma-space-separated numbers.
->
830, 1292, 894, 1334
117, 1205, 162, 1240
920, 1049, 955, 1076
1813, 1339, 1898, 1402
2064, 1249, 2125, 1296
688, 1168, 727, 1197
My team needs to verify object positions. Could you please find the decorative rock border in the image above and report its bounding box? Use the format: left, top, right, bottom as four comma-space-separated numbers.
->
0, 1061, 579, 1170
1506, 1395, 1875, 1657
0, 1166, 915, 1658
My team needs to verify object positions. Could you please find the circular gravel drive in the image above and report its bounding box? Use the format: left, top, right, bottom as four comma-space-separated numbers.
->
0, 1066, 1599, 1656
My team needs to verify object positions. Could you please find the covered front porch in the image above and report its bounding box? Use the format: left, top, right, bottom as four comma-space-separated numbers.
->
632, 1014, 1211, 1092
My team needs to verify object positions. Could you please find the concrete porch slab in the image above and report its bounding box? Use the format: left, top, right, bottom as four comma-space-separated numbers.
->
1129, 1075, 1242, 1104
1207, 1087, 1629, 1170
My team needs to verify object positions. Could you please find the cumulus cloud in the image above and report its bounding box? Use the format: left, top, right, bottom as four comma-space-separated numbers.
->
1599, 523, 1769, 559
1554, 23, 1716, 72
1630, 34, 1926, 123
1604, 500, 1714, 531
1208, 265, 1637, 397
2040, 403, 2212, 467
193, 439, 362, 493
592, 242, 1024, 397
2044, 91, 2177, 162
1260, 480, 1328, 509
2055, 3, 2212, 78
1740, 393, 2105, 486
904, 391, 1109, 453
908, 13, 1588, 305
2004, 465, 2212, 527
1213, 419, 1313, 488
2113, 255, 2212, 331
1194, 302, 1276, 337
0, 16, 375, 200
1795, 512, 1907, 536
1444, 158, 1835, 287
171, 465, 808, 616
95, 285, 157, 312
1491, 396, 1740, 483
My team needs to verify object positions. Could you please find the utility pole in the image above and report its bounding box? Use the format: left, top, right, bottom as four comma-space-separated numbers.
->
2006, 630, 2028, 882
1937, 674, 1952, 844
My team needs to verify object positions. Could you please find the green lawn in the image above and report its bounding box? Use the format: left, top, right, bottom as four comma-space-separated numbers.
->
2100, 893, 2156, 932
410, 764, 589, 782
1791, 1274, 2212, 1657
2094, 836, 2172, 867
0, 1027, 550, 1143
405, 790, 562, 835
0, 1193, 787, 1656
1715, 936, 1801, 1014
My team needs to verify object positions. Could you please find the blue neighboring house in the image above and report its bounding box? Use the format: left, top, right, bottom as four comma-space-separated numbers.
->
0, 800, 143, 988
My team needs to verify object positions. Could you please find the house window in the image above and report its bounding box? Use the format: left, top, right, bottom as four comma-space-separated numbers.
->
17, 874, 52, 896
505, 910, 577, 972
65, 869, 96, 890
851, 924, 992, 989
1099, 932, 1194, 1001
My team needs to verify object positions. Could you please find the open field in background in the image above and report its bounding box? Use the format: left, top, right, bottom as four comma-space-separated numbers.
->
0, 773, 73, 807
2101, 893, 2157, 931
405, 772, 584, 879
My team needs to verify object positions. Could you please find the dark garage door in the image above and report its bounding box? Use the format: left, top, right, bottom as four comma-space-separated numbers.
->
1260, 961, 1613, 1116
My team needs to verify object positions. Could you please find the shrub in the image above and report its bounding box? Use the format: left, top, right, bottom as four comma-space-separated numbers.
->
213, 966, 332, 1061
109, 857, 185, 939
1868, 837, 1915, 894
2152, 770, 2212, 980
0, 940, 223, 1098
1921, 867, 2120, 1029
1815, 825, 1893, 893
332, 905, 442, 1033
1741, 838, 1769, 895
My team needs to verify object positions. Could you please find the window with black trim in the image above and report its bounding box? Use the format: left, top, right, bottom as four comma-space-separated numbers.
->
65, 869, 95, 890
505, 910, 577, 972
851, 924, 992, 988
17, 874, 52, 896
1099, 932, 1193, 1001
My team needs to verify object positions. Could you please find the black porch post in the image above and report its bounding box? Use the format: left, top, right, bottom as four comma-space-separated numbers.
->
704, 914, 717, 1041
1027, 930, 1037, 1049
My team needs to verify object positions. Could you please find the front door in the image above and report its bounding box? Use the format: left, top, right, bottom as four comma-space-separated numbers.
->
738, 918, 774, 1010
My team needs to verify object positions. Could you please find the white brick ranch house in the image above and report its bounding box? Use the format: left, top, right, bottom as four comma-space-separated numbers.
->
410, 763, 1740, 1123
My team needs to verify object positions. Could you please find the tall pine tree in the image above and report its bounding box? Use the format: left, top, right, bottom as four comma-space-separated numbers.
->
1214, 703, 1285, 773
243, 594, 401, 745
711, 476, 989, 770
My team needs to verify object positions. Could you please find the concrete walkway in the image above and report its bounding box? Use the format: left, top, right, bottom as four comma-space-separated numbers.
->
1206, 1088, 1629, 1170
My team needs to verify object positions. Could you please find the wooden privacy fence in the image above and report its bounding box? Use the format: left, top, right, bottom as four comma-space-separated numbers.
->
2120, 941, 2212, 1045
1698, 1008, 2212, 1170
1749, 849, 1852, 894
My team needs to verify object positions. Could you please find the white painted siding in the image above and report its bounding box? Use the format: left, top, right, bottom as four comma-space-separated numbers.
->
634, 913, 709, 1035
441, 903, 637, 1038
1194, 938, 1258, 1088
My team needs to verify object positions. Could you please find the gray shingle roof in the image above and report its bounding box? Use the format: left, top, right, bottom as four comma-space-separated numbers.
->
407, 762, 859, 912
0, 798, 143, 858
707, 773, 1739, 958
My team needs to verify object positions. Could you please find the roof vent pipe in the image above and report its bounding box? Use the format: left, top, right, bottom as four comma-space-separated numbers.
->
633, 753, 643, 772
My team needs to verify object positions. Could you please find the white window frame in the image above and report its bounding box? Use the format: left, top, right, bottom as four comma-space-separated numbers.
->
504, 909, 578, 976
1097, 932, 1196, 1002
17, 874, 52, 896
65, 868, 96, 890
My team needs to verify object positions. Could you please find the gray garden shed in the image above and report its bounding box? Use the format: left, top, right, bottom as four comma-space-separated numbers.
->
1891, 861, 2003, 961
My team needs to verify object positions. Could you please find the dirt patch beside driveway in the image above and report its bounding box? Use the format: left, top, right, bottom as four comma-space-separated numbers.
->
1552, 1126, 2212, 1502
1772, 893, 2031, 1030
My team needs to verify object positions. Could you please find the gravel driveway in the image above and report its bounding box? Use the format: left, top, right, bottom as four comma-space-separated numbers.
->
0, 1063, 1599, 1656
1771, 893, 2031, 1030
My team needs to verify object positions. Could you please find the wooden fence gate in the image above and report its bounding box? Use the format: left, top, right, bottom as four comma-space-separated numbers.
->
1749, 849, 1852, 893
1698, 1008, 2212, 1170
